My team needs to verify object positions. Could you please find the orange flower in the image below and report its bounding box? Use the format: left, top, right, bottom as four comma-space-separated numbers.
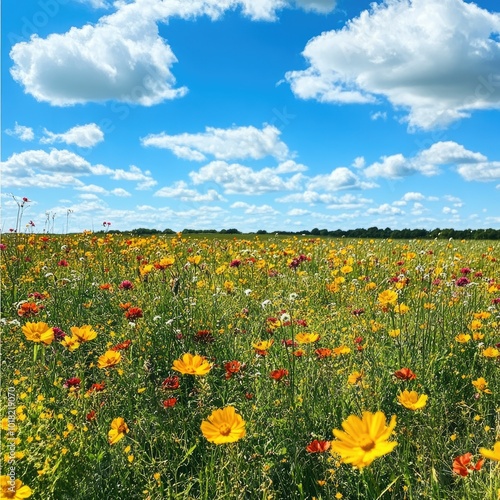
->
452, 452, 484, 476
17, 302, 39, 317
224, 360, 242, 379
306, 440, 331, 453
393, 368, 417, 380
270, 369, 289, 381
315, 348, 332, 359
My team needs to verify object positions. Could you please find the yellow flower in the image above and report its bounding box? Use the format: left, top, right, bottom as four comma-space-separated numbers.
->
389, 329, 400, 338
97, 350, 122, 369
397, 390, 428, 410
61, 336, 81, 352
70, 325, 97, 342
347, 371, 364, 385
394, 303, 409, 314
333, 346, 351, 356
330, 411, 397, 469
295, 333, 320, 344
472, 377, 492, 394
482, 347, 500, 358
479, 441, 500, 461
172, 353, 211, 376
108, 417, 129, 445
252, 340, 274, 351
21, 322, 54, 345
455, 333, 471, 344
200, 406, 246, 444
0, 476, 32, 499
378, 290, 398, 307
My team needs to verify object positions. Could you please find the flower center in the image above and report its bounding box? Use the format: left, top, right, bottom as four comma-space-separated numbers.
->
219, 423, 231, 436
359, 438, 375, 452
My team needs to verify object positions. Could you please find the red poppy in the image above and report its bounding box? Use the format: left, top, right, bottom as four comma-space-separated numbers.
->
163, 397, 177, 408
162, 376, 180, 390
306, 440, 331, 453
452, 453, 484, 477
270, 369, 289, 381
394, 367, 417, 380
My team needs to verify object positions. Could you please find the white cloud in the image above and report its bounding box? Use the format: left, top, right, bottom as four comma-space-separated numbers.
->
456, 162, 500, 181
367, 203, 404, 216
41, 123, 104, 148
142, 124, 290, 161
189, 160, 304, 194
308, 167, 377, 191
154, 180, 226, 201
286, 0, 500, 130
10, 2, 187, 106
402, 192, 425, 202
230, 202, 279, 214
0, 149, 157, 190
111, 188, 132, 197
370, 111, 387, 121
352, 156, 365, 169
5, 122, 34, 141
364, 141, 492, 179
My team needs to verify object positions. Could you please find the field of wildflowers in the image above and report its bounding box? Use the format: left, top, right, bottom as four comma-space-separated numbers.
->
1, 232, 499, 499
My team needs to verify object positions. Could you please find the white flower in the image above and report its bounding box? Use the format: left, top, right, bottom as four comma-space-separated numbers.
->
261, 299, 272, 308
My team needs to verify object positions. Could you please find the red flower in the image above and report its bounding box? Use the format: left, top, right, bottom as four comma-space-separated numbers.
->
87, 382, 106, 394
270, 368, 289, 381
86, 410, 97, 421
194, 329, 214, 343
162, 376, 180, 390
58, 259, 69, 267
17, 302, 39, 317
452, 453, 484, 477
306, 440, 331, 453
63, 377, 81, 389
125, 307, 143, 320
224, 361, 242, 379
229, 259, 241, 267
111, 340, 132, 351
394, 367, 417, 380
315, 348, 332, 359
163, 397, 177, 408
119, 280, 134, 290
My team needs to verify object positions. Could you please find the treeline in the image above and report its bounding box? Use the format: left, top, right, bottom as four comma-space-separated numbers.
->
100, 226, 500, 240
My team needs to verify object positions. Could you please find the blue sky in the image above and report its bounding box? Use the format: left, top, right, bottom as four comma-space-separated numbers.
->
2, 0, 500, 233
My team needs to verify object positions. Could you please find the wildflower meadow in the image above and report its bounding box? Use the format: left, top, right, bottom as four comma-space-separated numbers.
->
1, 232, 499, 499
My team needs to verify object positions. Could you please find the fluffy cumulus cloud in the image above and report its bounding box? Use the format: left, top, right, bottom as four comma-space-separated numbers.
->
277, 191, 372, 208
154, 180, 226, 201
189, 160, 304, 194
10, 0, 338, 107
142, 125, 290, 161
1, 149, 156, 189
75, 0, 111, 8
5, 122, 34, 141
41, 123, 104, 148
364, 141, 495, 179
308, 167, 377, 191
286, 0, 500, 129
231, 201, 279, 214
